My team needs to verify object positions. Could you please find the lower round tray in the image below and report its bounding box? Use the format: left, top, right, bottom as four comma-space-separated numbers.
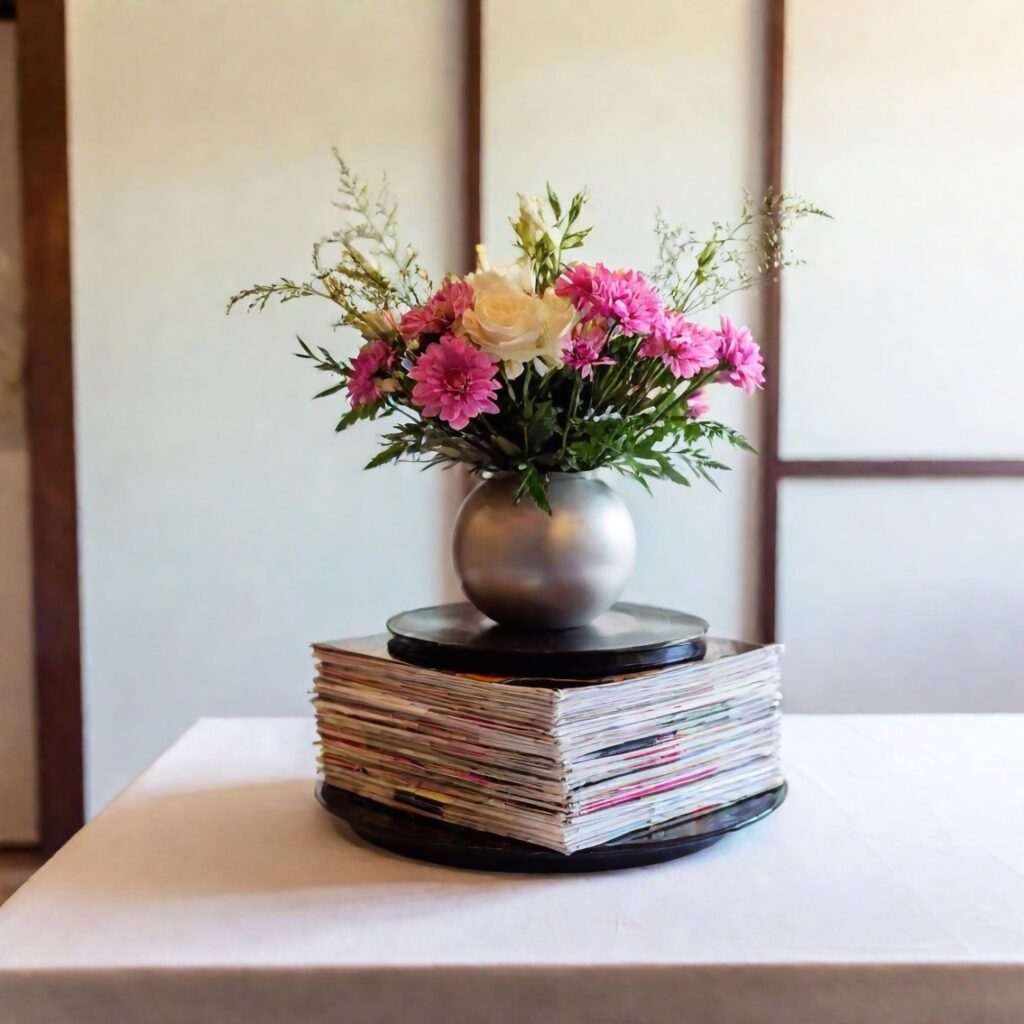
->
386, 601, 709, 680
316, 781, 787, 873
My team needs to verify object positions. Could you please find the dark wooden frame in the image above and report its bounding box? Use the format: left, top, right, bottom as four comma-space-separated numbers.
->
755, 0, 1024, 643
462, 0, 482, 276
16, 0, 84, 857
757, 0, 786, 646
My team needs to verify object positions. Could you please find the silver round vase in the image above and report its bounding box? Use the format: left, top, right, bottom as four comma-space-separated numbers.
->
452, 472, 637, 630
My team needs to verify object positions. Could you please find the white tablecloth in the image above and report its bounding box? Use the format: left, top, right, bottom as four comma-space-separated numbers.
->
1, 715, 1022, 1024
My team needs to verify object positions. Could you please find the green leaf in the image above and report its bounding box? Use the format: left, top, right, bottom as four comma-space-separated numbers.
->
561, 227, 593, 249
513, 472, 531, 504
566, 189, 588, 227
513, 465, 552, 514
525, 469, 552, 514
546, 183, 562, 221
527, 401, 558, 448
335, 404, 372, 433
628, 466, 654, 496
313, 381, 346, 399
365, 441, 406, 469
659, 460, 691, 487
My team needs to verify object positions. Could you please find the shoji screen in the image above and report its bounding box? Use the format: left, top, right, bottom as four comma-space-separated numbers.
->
69, 0, 465, 813
483, 0, 765, 639
778, 0, 1024, 710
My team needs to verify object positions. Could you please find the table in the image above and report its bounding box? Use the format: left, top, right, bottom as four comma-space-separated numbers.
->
1, 715, 1022, 1024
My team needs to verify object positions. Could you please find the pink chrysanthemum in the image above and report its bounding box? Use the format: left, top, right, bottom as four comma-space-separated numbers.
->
562, 321, 616, 379
408, 334, 500, 430
399, 280, 474, 341
640, 312, 719, 379
347, 340, 395, 407
555, 263, 663, 336
715, 316, 765, 395
687, 389, 710, 420
554, 263, 601, 309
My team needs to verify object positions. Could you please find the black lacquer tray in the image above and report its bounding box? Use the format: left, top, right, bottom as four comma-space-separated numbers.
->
386, 601, 709, 680
317, 781, 787, 873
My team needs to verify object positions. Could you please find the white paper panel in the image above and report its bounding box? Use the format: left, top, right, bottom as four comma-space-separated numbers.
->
778, 479, 1024, 712
69, 0, 464, 814
781, 0, 1024, 458
484, 0, 764, 637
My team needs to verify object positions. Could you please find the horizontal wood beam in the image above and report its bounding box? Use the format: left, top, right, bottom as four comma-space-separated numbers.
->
779, 460, 1024, 480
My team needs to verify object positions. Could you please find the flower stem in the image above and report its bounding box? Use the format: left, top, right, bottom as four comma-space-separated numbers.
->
559, 374, 582, 462
521, 362, 533, 458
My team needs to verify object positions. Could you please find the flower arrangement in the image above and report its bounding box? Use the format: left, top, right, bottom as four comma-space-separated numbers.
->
229, 155, 824, 511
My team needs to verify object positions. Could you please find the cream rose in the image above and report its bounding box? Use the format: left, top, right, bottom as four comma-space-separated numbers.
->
460, 263, 574, 378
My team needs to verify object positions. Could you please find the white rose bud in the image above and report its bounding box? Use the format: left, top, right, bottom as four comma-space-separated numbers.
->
515, 193, 547, 246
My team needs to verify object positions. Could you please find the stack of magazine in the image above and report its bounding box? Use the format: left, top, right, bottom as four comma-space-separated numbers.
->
313, 636, 782, 854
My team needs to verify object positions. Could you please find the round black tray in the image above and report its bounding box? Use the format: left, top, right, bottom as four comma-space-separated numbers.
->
386, 602, 709, 680
316, 781, 787, 873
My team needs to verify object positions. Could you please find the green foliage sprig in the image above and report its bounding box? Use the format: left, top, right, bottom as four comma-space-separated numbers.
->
651, 188, 830, 314
228, 152, 430, 332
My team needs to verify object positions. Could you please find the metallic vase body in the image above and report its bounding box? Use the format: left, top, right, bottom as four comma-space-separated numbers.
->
452, 473, 637, 630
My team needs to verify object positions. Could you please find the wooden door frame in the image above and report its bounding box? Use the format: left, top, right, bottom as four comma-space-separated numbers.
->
16, 0, 84, 857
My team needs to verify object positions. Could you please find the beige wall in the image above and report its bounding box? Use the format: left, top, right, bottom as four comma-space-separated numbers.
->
68, 0, 465, 812
0, 23, 37, 844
